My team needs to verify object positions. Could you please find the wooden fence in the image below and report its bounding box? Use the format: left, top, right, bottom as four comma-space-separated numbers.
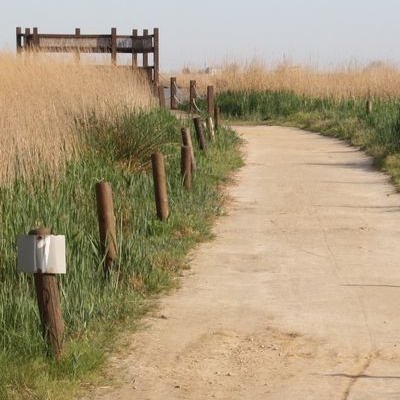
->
16, 27, 159, 85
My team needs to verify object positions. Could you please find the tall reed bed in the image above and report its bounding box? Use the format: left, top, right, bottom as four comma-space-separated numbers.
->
0, 52, 153, 183
175, 60, 400, 99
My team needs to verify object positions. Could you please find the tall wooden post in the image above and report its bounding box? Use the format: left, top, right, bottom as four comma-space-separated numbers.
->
74, 28, 81, 63
171, 77, 177, 110
30, 227, 64, 360
158, 85, 166, 108
151, 153, 169, 221
181, 127, 196, 172
95, 182, 117, 276
111, 27, 117, 65
207, 85, 214, 115
16, 27, 22, 54
153, 28, 159, 86
132, 29, 138, 66
181, 146, 192, 190
193, 117, 207, 151
143, 29, 149, 68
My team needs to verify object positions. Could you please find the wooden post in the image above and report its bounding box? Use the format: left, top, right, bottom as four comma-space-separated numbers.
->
153, 28, 159, 86
111, 27, 117, 65
214, 107, 220, 131
181, 127, 196, 172
151, 153, 169, 221
171, 77, 177, 110
190, 80, 196, 113
95, 182, 117, 276
16, 27, 22, 54
32, 27, 39, 48
181, 146, 192, 190
24, 27, 31, 51
193, 117, 207, 151
132, 29, 138, 66
206, 116, 215, 141
30, 227, 64, 360
158, 85, 166, 108
143, 29, 149, 68
207, 85, 214, 115
74, 28, 81, 63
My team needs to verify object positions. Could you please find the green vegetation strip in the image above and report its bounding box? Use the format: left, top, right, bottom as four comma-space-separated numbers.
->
217, 90, 400, 186
0, 108, 243, 399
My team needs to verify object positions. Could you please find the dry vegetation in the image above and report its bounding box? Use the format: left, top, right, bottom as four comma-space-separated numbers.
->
0, 52, 153, 183
173, 60, 400, 99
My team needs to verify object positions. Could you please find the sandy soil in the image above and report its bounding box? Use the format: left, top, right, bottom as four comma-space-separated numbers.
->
89, 126, 400, 400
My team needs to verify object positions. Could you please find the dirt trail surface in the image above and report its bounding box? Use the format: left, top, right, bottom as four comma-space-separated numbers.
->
91, 126, 400, 399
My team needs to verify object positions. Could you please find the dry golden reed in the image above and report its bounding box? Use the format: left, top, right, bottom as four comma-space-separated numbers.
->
0, 52, 154, 183
174, 60, 400, 100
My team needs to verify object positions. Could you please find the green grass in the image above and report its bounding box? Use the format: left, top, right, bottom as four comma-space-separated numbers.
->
0, 108, 243, 399
216, 90, 400, 187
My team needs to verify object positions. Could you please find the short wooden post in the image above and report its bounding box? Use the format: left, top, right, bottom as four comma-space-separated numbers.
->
153, 28, 159, 86
181, 127, 197, 172
190, 80, 196, 113
151, 153, 169, 221
16, 27, 22, 54
158, 85, 166, 108
95, 182, 117, 276
207, 85, 214, 115
111, 27, 117, 65
171, 77, 177, 110
193, 117, 207, 151
206, 116, 215, 141
32, 27, 39, 47
214, 107, 220, 131
181, 146, 192, 190
30, 227, 64, 360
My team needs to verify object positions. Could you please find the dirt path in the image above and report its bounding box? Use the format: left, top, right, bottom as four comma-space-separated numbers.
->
91, 126, 400, 400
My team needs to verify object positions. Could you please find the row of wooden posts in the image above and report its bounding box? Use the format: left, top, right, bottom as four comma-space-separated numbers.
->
30, 110, 219, 359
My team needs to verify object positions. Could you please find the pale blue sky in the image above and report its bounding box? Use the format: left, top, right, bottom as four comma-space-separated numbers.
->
2, 0, 399, 71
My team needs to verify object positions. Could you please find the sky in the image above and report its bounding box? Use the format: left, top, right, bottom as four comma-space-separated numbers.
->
2, 0, 400, 72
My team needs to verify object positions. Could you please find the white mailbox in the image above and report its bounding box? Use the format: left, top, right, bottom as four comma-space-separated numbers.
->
17, 235, 66, 274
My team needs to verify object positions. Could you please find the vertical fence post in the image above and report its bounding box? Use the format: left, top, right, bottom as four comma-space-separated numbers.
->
207, 85, 214, 115
181, 127, 197, 172
171, 77, 177, 110
74, 28, 81, 63
193, 117, 207, 151
366, 99, 372, 115
16, 27, 22, 54
214, 107, 220, 131
153, 27, 159, 86
190, 80, 197, 113
24, 27, 31, 51
111, 27, 117, 65
151, 153, 169, 221
32, 27, 39, 48
95, 182, 117, 276
132, 29, 138, 66
30, 227, 64, 360
143, 29, 149, 68
181, 146, 192, 190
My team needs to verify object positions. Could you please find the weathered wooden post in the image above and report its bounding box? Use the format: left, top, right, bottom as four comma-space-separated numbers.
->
181, 146, 192, 190
171, 77, 177, 110
190, 80, 197, 113
74, 28, 81, 63
17, 228, 66, 360
151, 153, 169, 221
111, 27, 117, 65
158, 85, 166, 109
193, 117, 207, 151
143, 29, 149, 68
16, 27, 22, 54
95, 182, 117, 276
214, 107, 220, 131
132, 29, 138, 66
181, 127, 196, 172
207, 85, 214, 115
